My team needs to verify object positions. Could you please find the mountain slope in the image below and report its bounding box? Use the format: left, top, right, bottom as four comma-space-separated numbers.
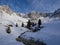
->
0, 5, 29, 45
0, 5, 28, 26
52, 8, 60, 18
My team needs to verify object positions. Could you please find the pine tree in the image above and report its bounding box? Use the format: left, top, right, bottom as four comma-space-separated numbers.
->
27, 20, 31, 29
21, 22, 24, 27
38, 19, 41, 27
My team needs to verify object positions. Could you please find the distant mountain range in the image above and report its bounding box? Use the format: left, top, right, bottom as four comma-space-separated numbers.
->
25, 8, 60, 19
0, 5, 60, 20
52, 8, 60, 18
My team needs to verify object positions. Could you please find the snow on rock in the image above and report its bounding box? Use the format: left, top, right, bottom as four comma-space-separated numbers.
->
21, 20, 60, 45
0, 5, 13, 15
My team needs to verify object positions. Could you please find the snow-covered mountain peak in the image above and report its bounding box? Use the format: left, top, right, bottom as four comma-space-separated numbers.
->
0, 5, 28, 27
0, 5, 13, 15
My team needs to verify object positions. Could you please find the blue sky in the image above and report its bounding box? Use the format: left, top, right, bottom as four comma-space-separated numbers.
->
0, 0, 60, 13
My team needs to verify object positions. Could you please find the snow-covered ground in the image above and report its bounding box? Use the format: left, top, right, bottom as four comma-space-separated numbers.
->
21, 20, 60, 45
0, 20, 30, 45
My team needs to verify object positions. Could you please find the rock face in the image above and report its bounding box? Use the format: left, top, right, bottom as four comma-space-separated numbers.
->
27, 11, 40, 19
27, 11, 51, 19
0, 5, 13, 15
39, 13, 48, 17
16, 36, 46, 45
